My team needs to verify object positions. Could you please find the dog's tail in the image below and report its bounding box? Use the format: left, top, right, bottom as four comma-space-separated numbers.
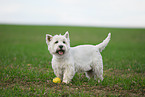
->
96, 33, 111, 52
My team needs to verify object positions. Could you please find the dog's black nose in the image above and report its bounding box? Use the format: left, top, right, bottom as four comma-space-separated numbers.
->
59, 45, 63, 49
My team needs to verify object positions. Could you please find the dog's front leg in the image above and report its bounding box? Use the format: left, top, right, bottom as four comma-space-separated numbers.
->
53, 68, 63, 80
62, 66, 75, 84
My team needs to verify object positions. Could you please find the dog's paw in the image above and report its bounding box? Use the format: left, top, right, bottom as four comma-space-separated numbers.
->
62, 80, 70, 84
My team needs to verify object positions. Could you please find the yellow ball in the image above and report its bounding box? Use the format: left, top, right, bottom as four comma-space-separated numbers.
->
53, 77, 61, 83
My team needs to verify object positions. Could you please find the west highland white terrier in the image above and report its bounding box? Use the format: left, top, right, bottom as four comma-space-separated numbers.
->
46, 32, 111, 84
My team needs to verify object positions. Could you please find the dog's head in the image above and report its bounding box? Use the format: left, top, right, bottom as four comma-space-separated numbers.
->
46, 31, 70, 57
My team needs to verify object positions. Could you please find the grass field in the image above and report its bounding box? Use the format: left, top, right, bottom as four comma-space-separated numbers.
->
0, 25, 145, 96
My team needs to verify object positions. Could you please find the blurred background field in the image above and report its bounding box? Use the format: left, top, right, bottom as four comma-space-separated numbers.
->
0, 25, 145, 96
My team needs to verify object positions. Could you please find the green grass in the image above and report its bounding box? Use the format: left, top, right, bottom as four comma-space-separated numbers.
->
0, 25, 145, 96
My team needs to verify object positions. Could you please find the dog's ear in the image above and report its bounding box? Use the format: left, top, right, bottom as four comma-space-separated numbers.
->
46, 34, 53, 44
64, 31, 69, 40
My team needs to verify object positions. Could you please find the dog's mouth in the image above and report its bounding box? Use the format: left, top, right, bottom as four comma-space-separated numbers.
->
56, 49, 65, 55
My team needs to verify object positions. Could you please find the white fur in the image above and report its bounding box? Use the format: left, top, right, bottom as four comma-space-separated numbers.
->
46, 32, 111, 84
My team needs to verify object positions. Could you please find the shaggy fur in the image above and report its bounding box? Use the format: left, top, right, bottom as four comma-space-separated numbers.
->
46, 32, 111, 84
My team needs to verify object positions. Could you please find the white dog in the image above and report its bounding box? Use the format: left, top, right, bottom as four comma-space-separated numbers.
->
46, 32, 111, 84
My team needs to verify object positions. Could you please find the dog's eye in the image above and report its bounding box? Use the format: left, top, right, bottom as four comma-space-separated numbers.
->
63, 41, 66, 44
55, 41, 58, 44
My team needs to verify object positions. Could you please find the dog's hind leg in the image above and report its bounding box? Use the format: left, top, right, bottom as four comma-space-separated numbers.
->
85, 69, 94, 79
93, 56, 104, 83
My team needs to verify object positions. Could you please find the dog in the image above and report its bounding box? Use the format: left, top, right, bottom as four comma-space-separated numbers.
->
46, 31, 111, 84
